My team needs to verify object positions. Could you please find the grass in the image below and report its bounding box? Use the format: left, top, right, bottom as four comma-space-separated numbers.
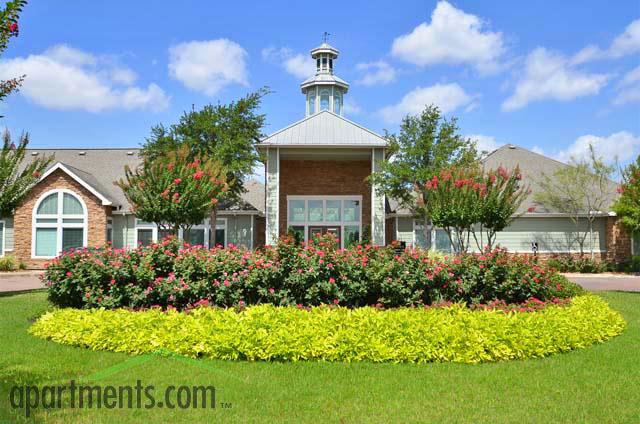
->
0, 290, 638, 423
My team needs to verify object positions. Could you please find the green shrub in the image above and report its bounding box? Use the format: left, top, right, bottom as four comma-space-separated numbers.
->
0, 255, 21, 271
546, 256, 612, 273
43, 236, 577, 310
29, 295, 625, 364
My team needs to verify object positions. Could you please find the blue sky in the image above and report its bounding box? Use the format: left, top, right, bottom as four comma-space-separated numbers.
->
1, 0, 639, 169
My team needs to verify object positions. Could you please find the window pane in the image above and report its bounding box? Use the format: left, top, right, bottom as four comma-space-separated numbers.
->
62, 228, 83, 251
62, 218, 84, 224
320, 90, 330, 110
106, 228, 113, 243
308, 200, 323, 222
325, 200, 341, 222
36, 228, 57, 257
63, 193, 83, 215
289, 200, 306, 222
36, 218, 57, 224
343, 200, 360, 222
185, 229, 205, 246
0, 222, 3, 256
334, 94, 342, 114
137, 229, 153, 246
214, 229, 225, 247
37, 193, 58, 215
435, 229, 452, 253
158, 229, 173, 240
344, 226, 360, 248
309, 93, 316, 114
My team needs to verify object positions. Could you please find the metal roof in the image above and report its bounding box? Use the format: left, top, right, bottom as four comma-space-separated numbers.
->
260, 110, 388, 147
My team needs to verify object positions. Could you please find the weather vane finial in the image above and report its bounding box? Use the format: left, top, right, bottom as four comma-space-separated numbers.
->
323, 31, 330, 43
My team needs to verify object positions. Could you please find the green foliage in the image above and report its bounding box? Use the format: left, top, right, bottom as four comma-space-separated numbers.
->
0, 254, 25, 271
30, 295, 625, 363
535, 145, 615, 258
546, 256, 613, 274
0, 0, 26, 107
0, 131, 53, 216
116, 145, 227, 233
44, 235, 579, 310
368, 105, 478, 224
141, 89, 268, 207
612, 155, 640, 234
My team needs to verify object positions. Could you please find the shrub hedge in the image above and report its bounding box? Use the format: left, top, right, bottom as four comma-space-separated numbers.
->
29, 295, 625, 363
43, 236, 583, 310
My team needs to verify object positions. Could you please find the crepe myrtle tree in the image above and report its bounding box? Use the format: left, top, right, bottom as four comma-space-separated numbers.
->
0, 131, 53, 217
473, 166, 530, 251
424, 165, 530, 253
535, 145, 615, 259
368, 105, 478, 248
612, 155, 640, 235
141, 88, 268, 228
116, 146, 228, 235
0, 0, 26, 110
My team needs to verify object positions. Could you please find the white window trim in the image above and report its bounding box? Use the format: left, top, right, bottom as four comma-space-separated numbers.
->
287, 195, 362, 248
31, 189, 88, 259
133, 218, 228, 248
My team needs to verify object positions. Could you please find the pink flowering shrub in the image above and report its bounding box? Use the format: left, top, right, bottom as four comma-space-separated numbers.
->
43, 235, 583, 310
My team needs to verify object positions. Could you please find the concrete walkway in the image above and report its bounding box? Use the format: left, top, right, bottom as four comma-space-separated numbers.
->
0, 271, 45, 292
562, 273, 640, 292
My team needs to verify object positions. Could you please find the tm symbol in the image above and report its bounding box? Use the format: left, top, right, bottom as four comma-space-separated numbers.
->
220, 402, 232, 409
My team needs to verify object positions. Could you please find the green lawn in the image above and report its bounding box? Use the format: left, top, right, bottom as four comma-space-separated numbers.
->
0, 291, 639, 423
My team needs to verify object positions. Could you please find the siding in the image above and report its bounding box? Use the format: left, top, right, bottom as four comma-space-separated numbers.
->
112, 214, 136, 249
396, 217, 414, 245
371, 148, 386, 245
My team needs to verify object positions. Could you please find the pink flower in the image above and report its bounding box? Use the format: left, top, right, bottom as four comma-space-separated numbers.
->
32, 171, 41, 178
527, 206, 536, 213
224, 280, 230, 287
85, 292, 90, 299
333, 299, 339, 305
329, 277, 336, 284
173, 178, 182, 185
268, 288, 275, 294
192, 170, 204, 180
66, 272, 73, 277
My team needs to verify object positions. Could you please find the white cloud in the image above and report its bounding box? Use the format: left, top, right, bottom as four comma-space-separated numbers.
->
571, 19, 640, 64
169, 39, 248, 96
0, 44, 169, 112
355, 61, 396, 86
261, 47, 315, 80
502, 48, 610, 111
555, 131, 640, 163
379, 83, 476, 123
391, 0, 505, 74
613, 65, 640, 106
467, 134, 502, 154
343, 99, 362, 115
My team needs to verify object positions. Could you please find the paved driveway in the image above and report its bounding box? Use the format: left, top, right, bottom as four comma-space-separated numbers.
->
0, 272, 45, 292
562, 273, 640, 292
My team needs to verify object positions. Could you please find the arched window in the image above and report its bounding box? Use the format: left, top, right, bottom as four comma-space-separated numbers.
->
320, 89, 330, 111
334, 91, 342, 115
309, 91, 316, 114
33, 190, 87, 258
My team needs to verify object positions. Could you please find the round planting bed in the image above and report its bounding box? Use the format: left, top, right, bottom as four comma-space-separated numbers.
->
30, 295, 625, 364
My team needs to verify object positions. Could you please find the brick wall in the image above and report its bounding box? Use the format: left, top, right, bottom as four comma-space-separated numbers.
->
605, 216, 632, 263
13, 169, 110, 269
278, 159, 371, 237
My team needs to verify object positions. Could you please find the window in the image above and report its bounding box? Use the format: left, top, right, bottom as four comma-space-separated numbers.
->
316, 58, 320, 71
320, 89, 330, 111
329, 58, 333, 70
184, 228, 205, 246
212, 219, 226, 247
309, 91, 316, 115
137, 229, 153, 246
322, 57, 327, 70
287, 197, 361, 248
33, 190, 86, 258
334, 91, 342, 115
106, 217, 113, 244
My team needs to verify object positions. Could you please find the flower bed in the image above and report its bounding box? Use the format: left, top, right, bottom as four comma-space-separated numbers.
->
29, 295, 625, 363
43, 236, 583, 310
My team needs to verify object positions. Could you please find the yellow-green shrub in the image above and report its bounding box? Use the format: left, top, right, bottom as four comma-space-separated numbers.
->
29, 295, 625, 364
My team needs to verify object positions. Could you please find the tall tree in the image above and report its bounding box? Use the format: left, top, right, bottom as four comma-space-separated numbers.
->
141, 89, 268, 227
535, 145, 615, 259
0, 0, 26, 110
116, 146, 227, 235
368, 105, 478, 247
0, 131, 53, 216
612, 155, 640, 235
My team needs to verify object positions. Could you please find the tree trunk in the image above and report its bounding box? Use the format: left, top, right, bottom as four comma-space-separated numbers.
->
589, 219, 594, 260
